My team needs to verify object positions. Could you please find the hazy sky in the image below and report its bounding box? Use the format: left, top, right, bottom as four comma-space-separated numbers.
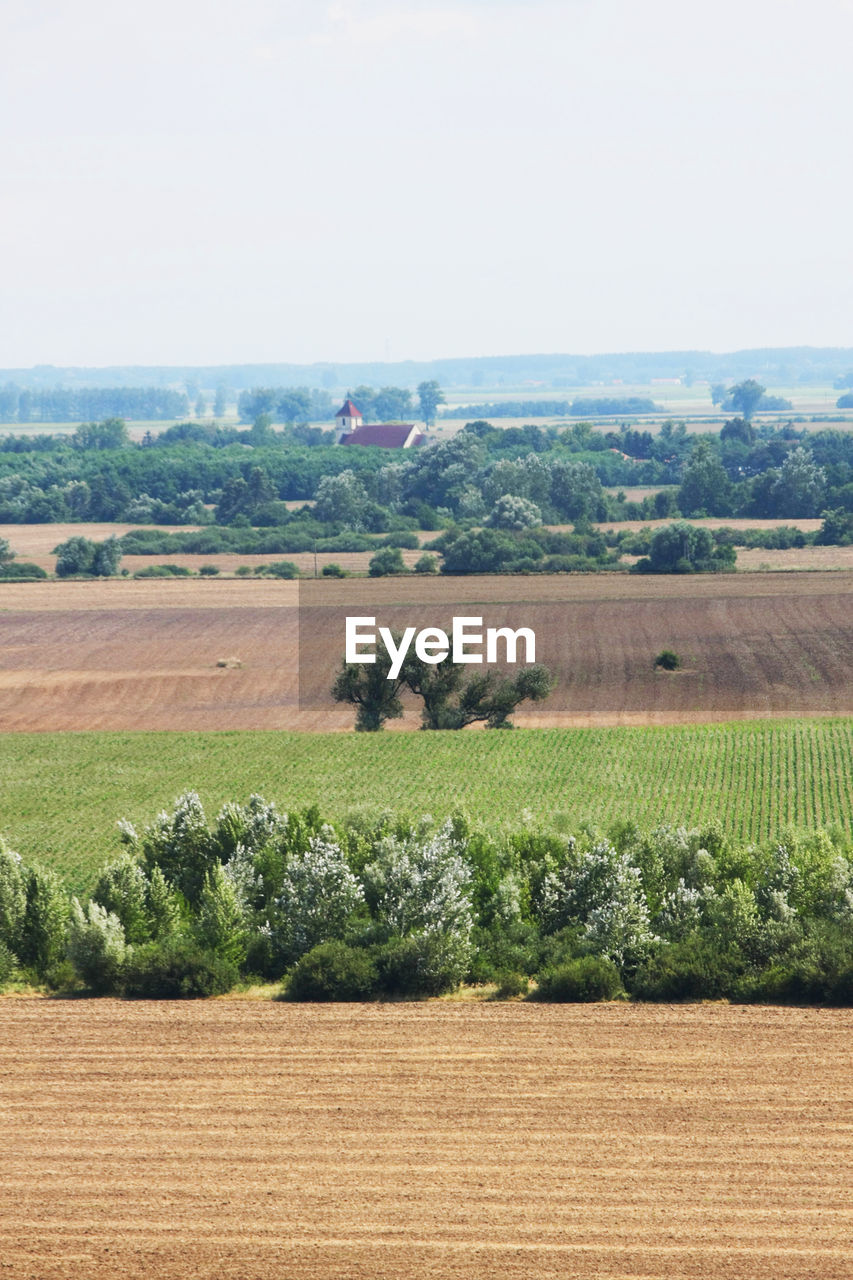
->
2, 0, 852, 366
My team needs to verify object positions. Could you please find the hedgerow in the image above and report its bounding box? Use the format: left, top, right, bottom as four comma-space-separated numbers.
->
3, 797, 853, 1002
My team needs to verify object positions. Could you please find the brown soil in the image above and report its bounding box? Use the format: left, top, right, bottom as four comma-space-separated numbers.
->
735, 546, 853, 571
2, 573, 853, 730
2, 1000, 852, 1280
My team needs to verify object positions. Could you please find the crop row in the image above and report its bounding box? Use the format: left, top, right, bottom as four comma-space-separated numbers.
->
1, 719, 852, 892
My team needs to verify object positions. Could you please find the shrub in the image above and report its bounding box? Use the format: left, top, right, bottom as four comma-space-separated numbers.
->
133, 563, 193, 578
535, 955, 623, 1002
286, 941, 378, 1001
266, 560, 299, 579
493, 971, 529, 999
368, 546, 407, 577
629, 935, 741, 1001
322, 562, 346, 577
381, 532, 420, 549
0, 562, 47, 579
654, 650, 681, 671
414, 553, 438, 574
122, 937, 238, 998
199, 564, 220, 576
376, 931, 469, 996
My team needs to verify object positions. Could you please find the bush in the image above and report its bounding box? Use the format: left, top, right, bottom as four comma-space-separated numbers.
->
322, 562, 347, 577
266, 560, 299, 579
493, 971, 529, 999
654, 650, 681, 671
376, 932, 469, 996
535, 955, 623, 1002
286, 941, 378, 1001
122, 937, 238, 998
0, 562, 47, 579
133, 563, 192, 578
199, 564, 220, 576
414, 553, 438, 574
629, 935, 741, 1001
381, 532, 420, 549
368, 546, 407, 577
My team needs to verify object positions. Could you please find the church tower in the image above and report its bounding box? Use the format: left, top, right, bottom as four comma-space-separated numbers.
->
335, 396, 363, 438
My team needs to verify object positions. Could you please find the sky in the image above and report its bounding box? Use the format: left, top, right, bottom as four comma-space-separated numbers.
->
1, 0, 852, 367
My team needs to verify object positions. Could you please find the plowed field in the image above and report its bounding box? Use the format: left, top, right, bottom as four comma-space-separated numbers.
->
2, 573, 853, 730
2, 1000, 853, 1279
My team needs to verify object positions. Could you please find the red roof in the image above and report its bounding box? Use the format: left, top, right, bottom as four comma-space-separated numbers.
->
335, 398, 362, 418
340, 423, 423, 448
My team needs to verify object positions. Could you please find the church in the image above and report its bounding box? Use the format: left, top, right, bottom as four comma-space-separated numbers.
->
335, 397, 425, 449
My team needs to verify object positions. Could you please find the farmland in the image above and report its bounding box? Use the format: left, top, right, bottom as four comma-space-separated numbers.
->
2, 717, 852, 891
2, 573, 853, 733
3, 1000, 853, 1280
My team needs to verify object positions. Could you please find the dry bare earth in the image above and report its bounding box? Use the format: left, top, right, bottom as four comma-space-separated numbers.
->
3, 1001, 853, 1280
2, 573, 853, 730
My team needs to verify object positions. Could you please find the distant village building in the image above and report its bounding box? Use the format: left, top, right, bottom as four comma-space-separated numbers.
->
335, 397, 425, 449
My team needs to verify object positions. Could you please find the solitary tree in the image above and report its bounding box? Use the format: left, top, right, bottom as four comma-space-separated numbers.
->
727, 379, 765, 420
417, 380, 445, 426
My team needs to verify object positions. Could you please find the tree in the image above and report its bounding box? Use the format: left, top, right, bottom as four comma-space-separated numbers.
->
0, 537, 14, 567
727, 379, 765, 420
72, 418, 129, 450
401, 652, 553, 730
313, 470, 369, 529
487, 494, 543, 530
677, 439, 732, 516
373, 386, 413, 421
213, 385, 228, 417
417, 380, 445, 426
719, 416, 755, 446
273, 835, 363, 964
277, 389, 312, 422
54, 535, 121, 578
332, 640, 553, 731
766, 447, 826, 517
67, 899, 127, 993
633, 521, 735, 574
364, 822, 472, 941
331, 654, 407, 732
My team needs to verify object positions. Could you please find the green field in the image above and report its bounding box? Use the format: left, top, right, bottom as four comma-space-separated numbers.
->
1, 719, 852, 892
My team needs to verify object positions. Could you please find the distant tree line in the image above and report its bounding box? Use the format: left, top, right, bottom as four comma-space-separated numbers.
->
0, 386, 190, 423
441, 396, 659, 419
237, 380, 445, 426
